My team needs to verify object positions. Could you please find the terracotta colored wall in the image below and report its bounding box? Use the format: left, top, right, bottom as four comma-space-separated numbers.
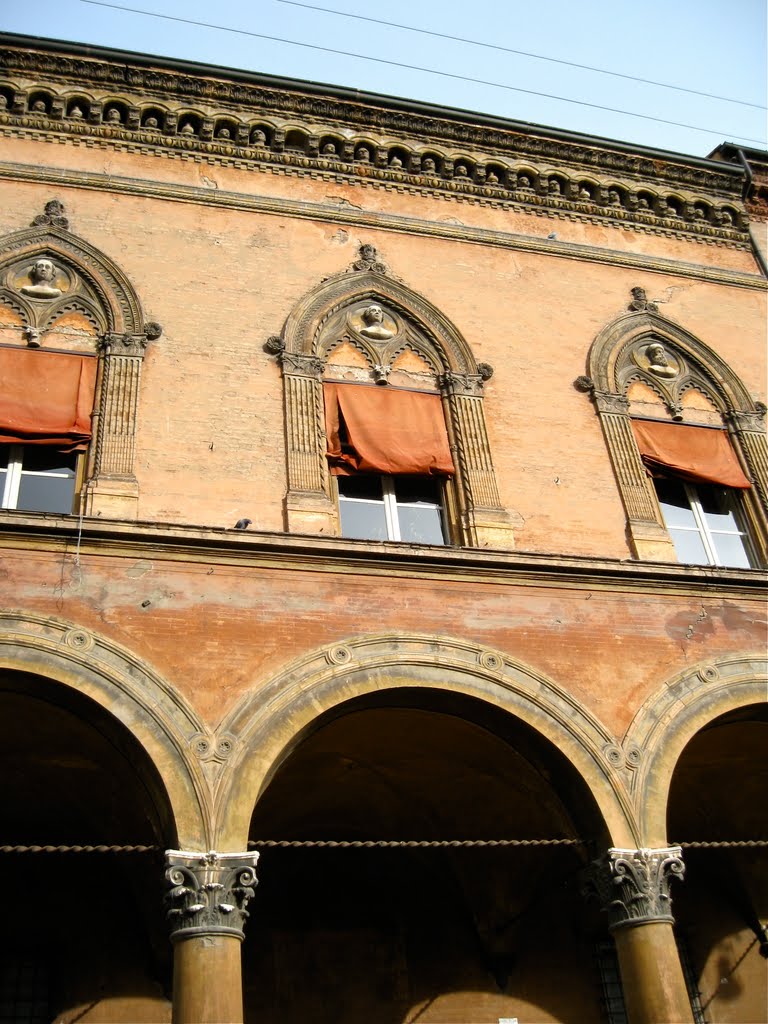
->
0, 543, 762, 734
1, 135, 765, 559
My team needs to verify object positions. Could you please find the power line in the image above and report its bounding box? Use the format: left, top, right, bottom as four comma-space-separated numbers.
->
78, 0, 768, 147
276, 0, 767, 111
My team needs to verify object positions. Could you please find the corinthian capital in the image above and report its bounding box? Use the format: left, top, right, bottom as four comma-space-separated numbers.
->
165, 849, 259, 942
584, 847, 685, 930
280, 351, 326, 378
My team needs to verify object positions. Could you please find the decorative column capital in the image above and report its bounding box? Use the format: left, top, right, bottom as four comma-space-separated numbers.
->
439, 370, 485, 396
279, 351, 326, 379
165, 849, 259, 943
726, 406, 767, 432
584, 847, 685, 931
98, 331, 155, 358
592, 390, 630, 415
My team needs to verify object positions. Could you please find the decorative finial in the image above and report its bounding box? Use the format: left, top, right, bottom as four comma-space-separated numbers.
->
350, 244, 387, 274
628, 287, 658, 313
31, 199, 69, 230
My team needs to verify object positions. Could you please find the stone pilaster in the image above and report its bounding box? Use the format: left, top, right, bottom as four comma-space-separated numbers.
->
277, 349, 337, 534
84, 325, 160, 520
587, 386, 677, 561
440, 369, 515, 548
727, 407, 768, 512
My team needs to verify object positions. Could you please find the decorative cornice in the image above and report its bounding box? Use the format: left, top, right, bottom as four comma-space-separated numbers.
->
1, 162, 763, 291
165, 849, 259, 941
584, 847, 685, 930
0, 41, 752, 242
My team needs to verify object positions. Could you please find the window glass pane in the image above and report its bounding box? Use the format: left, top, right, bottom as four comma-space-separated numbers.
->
339, 499, 388, 540
711, 533, 752, 569
655, 479, 696, 528
394, 477, 442, 505
698, 486, 740, 531
17, 473, 76, 514
0, 448, 8, 471
398, 505, 445, 545
337, 475, 383, 501
668, 527, 708, 565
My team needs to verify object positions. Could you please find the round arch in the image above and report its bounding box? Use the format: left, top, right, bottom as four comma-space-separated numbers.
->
0, 611, 212, 847
216, 633, 639, 848
622, 652, 768, 844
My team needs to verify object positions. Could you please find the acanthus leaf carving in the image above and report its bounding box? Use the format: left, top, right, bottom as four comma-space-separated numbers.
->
280, 351, 326, 378
165, 849, 259, 941
583, 847, 685, 931
439, 370, 485, 397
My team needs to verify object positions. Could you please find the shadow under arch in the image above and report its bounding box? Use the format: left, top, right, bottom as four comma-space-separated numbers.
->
0, 611, 212, 848
622, 651, 768, 844
217, 633, 638, 848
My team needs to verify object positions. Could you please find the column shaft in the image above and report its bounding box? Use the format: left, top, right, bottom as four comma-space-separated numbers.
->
172, 934, 244, 1024
613, 922, 694, 1024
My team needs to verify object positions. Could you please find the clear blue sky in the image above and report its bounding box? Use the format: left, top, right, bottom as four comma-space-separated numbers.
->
1, 0, 766, 157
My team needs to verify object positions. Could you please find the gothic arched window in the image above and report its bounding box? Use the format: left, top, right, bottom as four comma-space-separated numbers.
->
580, 289, 767, 566
268, 246, 512, 548
0, 200, 159, 520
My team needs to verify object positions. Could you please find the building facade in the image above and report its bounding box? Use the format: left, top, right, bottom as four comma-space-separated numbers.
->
0, 34, 766, 1024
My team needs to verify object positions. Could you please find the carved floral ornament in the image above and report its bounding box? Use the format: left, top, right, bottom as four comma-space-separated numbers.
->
583, 847, 685, 931
0, 50, 750, 241
165, 849, 260, 941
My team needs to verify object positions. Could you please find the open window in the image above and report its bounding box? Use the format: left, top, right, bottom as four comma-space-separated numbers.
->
0, 202, 157, 521
324, 380, 454, 545
0, 346, 97, 515
631, 418, 754, 568
583, 290, 767, 564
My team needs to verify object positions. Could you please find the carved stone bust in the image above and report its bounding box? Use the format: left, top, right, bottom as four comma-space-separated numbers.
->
21, 258, 62, 299
645, 342, 678, 378
358, 304, 395, 341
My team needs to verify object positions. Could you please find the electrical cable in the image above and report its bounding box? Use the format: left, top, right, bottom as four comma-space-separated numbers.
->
276, 0, 767, 111
78, 0, 767, 146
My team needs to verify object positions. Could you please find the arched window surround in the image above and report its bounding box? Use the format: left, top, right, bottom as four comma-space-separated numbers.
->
581, 298, 767, 564
269, 249, 512, 547
0, 201, 160, 520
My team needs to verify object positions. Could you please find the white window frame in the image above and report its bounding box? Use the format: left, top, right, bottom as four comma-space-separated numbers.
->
656, 479, 754, 568
0, 444, 78, 513
338, 474, 446, 544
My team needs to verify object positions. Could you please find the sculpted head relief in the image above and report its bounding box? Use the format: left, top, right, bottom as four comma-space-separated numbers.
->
21, 258, 62, 299
358, 303, 395, 341
646, 342, 678, 378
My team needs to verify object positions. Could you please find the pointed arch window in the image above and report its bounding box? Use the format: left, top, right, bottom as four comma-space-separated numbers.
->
0, 201, 159, 520
269, 247, 512, 548
582, 292, 767, 566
